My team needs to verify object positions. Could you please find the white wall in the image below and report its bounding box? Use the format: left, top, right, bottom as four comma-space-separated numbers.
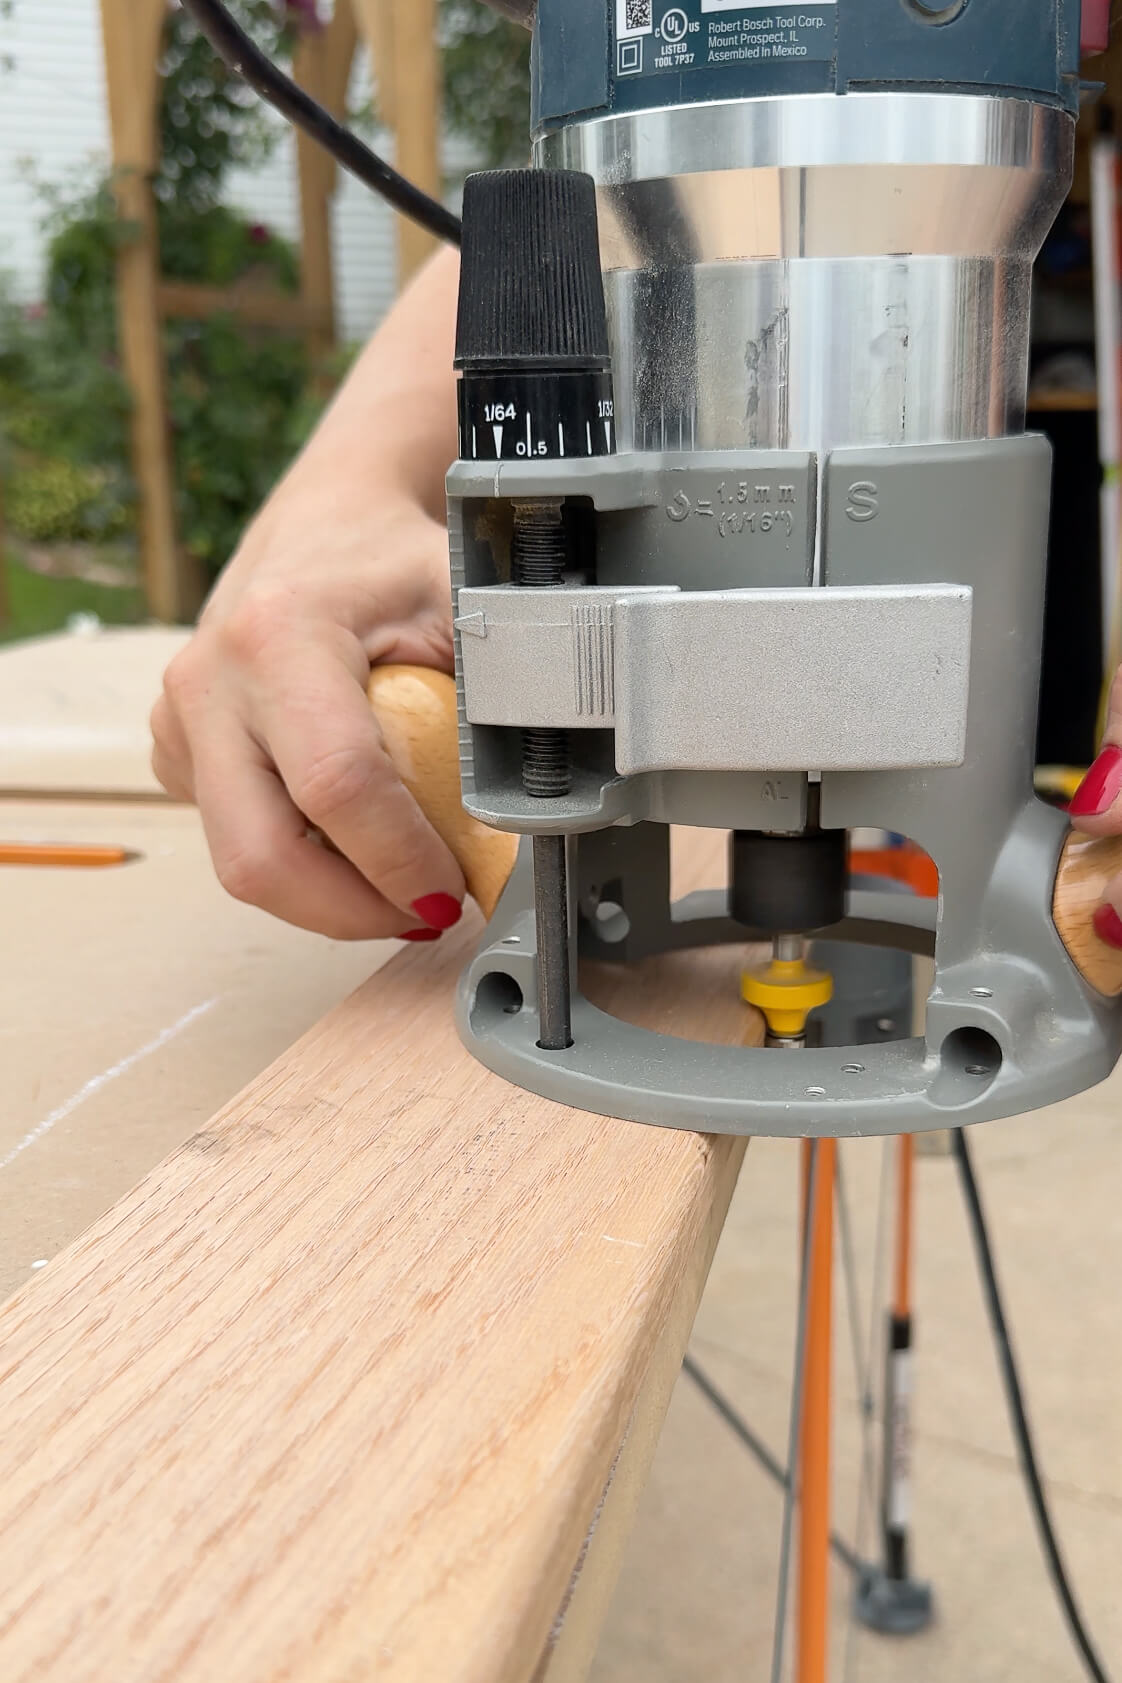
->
0, 0, 399, 344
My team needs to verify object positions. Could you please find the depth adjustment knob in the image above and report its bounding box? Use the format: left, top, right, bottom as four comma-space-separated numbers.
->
454, 169, 615, 463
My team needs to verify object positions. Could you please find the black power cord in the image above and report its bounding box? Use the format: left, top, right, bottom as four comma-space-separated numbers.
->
177, 0, 462, 247
953, 1127, 1113, 1683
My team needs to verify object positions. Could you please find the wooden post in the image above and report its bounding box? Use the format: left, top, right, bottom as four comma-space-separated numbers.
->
353, 0, 397, 129
99, 0, 187, 624
352, 0, 442, 286
293, 5, 359, 368
389, 0, 443, 286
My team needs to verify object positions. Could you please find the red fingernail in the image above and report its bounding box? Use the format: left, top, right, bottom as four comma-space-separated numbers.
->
1093, 904, 1122, 949
411, 892, 463, 930
401, 928, 442, 942
1069, 746, 1122, 817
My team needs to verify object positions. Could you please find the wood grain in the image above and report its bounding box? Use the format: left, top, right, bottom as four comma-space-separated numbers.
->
157, 280, 333, 335
292, 1, 358, 366
0, 831, 759, 1683
353, 0, 397, 127
1053, 830, 1122, 997
531, 1218, 723, 1683
389, 0, 442, 283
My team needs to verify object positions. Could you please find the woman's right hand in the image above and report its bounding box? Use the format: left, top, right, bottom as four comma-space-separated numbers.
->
151, 482, 466, 943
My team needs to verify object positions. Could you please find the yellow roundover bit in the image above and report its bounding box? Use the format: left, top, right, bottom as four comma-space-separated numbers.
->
741, 958, 834, 1041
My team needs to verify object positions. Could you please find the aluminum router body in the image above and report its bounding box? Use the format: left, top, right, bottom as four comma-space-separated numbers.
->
542, 92, 1070, 458
446, 0, 1122, 1138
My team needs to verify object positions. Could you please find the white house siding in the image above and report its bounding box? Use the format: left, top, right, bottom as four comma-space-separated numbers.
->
0, 0, 399, 344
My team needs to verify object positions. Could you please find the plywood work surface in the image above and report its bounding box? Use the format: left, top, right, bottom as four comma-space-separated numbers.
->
0, 799, 390, 1297
0, 626, 189, 796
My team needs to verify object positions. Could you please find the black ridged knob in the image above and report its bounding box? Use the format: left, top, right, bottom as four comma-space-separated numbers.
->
454, 170, 614, 464
455, 169, 610, 372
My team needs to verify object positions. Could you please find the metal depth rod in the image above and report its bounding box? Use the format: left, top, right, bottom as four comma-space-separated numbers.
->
532, 833, 572, 1050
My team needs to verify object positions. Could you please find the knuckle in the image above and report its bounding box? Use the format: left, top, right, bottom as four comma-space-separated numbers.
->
218, 590, 297, 668
290, 743, 378, 823
214, 844, 278, 908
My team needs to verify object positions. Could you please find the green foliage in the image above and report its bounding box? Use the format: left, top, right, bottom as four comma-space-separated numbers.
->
0, 3, 318, 585
158, 199, 300, 288
0, 173, 309, 574
439, 0, 532, 167
0, 0, 535, 599
167, 314, 310, 566
0, 220, 134, 550
36, 178, 126, 354
5, 460, 132, 546
157, 0, 292, 211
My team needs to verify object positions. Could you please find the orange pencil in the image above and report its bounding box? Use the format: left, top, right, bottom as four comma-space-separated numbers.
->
0, 843, 135, 869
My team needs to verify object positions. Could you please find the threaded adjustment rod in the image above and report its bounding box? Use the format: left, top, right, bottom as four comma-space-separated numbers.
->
512, 499, 572, 799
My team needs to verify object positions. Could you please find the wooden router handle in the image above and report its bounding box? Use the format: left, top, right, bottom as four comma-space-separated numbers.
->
1053, 830, 1122, 997
368, 664, 518, 920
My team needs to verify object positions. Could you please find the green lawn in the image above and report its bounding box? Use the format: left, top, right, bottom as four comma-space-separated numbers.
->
0, 554, 147, 645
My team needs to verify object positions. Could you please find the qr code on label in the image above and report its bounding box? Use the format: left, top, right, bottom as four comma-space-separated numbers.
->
618, 0, 652, 35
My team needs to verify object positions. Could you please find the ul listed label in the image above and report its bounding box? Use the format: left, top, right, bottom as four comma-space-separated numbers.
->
845, 481, 879, 523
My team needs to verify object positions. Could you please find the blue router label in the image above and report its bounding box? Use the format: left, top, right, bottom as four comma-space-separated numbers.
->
534, 0, 1078, 130
613, 0, 836, 84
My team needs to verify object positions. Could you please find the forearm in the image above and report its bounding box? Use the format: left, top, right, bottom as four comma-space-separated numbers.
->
265, 245, 461, 531
157, 252, 467, 940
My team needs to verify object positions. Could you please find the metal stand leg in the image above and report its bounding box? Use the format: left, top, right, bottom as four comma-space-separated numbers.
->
855, 1134, 935, 1637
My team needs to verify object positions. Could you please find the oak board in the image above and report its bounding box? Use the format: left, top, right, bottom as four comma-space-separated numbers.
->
0, 831, 760, 1683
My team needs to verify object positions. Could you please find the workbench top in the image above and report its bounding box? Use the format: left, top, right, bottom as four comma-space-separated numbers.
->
0, 627, 391, 1295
